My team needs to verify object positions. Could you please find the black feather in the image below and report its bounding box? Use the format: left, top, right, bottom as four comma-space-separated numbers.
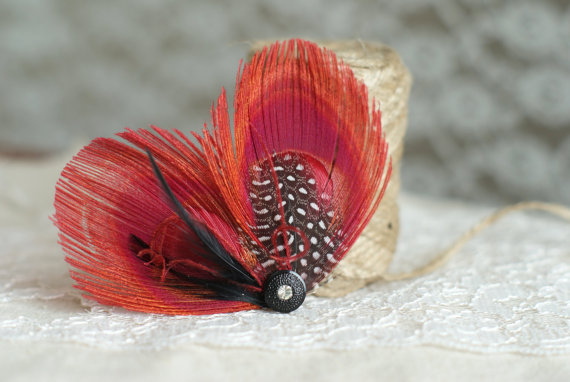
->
145, 149, 257, 286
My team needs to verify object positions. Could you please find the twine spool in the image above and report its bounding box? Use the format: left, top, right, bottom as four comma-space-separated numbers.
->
249, 40, 412, 296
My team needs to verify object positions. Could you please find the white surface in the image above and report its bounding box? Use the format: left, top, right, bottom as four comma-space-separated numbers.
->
3, 342, 570, 382
0, 151, 569, 381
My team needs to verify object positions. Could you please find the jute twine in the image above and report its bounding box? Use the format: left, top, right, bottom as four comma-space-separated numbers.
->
248, 40, 570, 297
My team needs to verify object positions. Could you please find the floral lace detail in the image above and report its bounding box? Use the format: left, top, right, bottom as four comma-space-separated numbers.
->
1, 193, 568, 354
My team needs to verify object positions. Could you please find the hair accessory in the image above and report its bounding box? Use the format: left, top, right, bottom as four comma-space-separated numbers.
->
53, 39, 391, 315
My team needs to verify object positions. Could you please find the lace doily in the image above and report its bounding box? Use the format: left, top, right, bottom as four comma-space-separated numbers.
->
1, 190, 568, 355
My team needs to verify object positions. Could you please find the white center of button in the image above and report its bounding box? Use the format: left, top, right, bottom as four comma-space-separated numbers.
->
277, 285, 293, 301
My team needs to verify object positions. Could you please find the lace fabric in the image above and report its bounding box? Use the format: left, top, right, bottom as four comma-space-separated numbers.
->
1, 191, 568, 355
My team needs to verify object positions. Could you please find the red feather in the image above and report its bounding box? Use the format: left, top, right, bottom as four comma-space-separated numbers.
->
53, 39, 392, 315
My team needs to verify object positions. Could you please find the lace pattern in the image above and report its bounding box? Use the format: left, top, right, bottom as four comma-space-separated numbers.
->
1, 193, 568, 354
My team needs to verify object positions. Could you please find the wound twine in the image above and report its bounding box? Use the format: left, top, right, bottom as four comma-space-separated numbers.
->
249, 40, 570, 297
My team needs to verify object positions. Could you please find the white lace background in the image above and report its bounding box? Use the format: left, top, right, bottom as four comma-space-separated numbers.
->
0, 153, 568, 355
0, 0, 569, 205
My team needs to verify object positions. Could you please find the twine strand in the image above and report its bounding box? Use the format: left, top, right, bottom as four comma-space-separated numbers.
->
382, 202, 570, 281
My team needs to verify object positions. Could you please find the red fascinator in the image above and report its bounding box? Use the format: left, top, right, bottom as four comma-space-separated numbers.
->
53, 39, 391, 315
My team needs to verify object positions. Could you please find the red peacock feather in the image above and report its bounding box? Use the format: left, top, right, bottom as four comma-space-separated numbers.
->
53, 39, 392, 314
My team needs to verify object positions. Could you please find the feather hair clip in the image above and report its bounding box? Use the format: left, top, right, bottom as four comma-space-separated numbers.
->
53, 39, 392, 315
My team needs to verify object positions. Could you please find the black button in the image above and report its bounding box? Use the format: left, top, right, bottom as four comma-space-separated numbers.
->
263, 270, 306, 313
